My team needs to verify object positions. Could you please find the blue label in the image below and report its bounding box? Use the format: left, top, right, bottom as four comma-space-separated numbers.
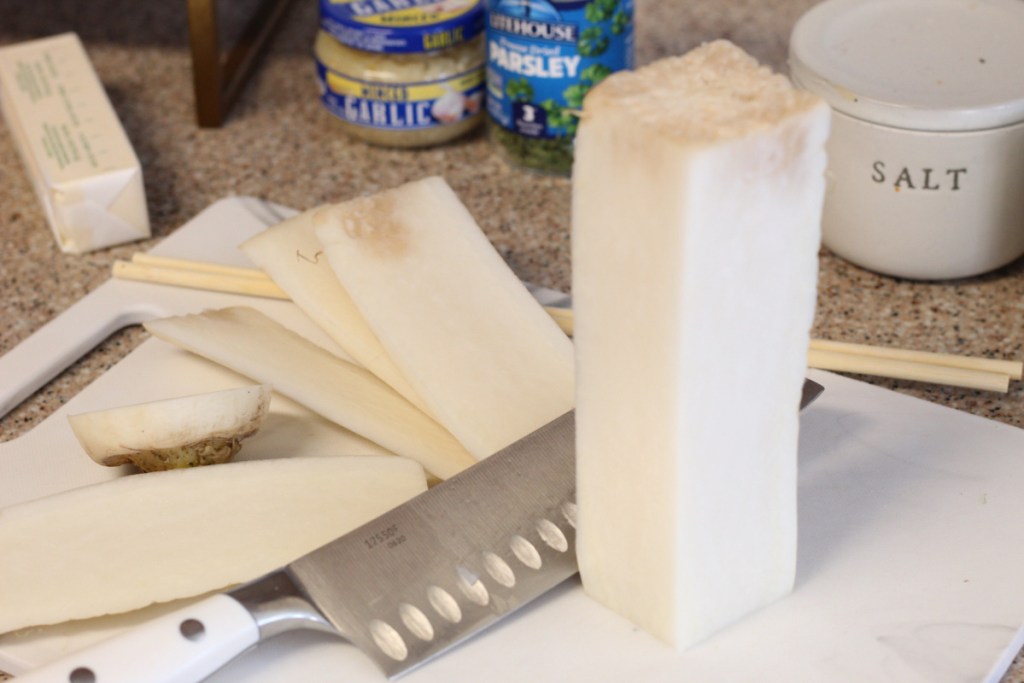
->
320, 0, 485, 54
316, 59, 486, 131
486, 0, 633, 139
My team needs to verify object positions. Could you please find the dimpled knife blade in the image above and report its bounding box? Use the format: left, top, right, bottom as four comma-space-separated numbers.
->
283, 410, 579, 678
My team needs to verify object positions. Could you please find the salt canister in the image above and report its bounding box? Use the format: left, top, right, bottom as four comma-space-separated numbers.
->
788, 0, 1024, 280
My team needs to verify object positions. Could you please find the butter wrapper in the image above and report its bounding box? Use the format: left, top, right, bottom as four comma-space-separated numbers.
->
0, 33, 150, 253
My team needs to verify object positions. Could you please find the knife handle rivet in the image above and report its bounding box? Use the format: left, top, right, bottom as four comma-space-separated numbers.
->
369, 619, 408, 661
179, 618, 206, 642
483, 551, 516, 588
426, 585, 463, 623
535, 518, 569, 552
68, 667, 96, 683
398, 603, 435, 641
510, 535, 543, 570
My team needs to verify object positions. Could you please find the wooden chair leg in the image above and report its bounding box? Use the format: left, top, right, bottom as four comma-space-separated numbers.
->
187, 0, 296, 127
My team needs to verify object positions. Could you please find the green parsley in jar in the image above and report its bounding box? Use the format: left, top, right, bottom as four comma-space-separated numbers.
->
315, 0, 486, 148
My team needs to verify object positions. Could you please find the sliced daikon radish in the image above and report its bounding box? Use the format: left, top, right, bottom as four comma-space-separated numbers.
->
572, 41, 830, 649
315, 176, 575, 459
0, 455, 427, 634
240, 209, 431, 414
67, 385, 271, 471
144, 307, 475, 480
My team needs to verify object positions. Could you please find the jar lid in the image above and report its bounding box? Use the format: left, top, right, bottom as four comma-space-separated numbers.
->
319, 0, 484, 54
789, 0, 1024, 131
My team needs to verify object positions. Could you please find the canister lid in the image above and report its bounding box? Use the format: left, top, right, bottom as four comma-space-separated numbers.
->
788, 0, 1024, 131
319, 0, 484, 54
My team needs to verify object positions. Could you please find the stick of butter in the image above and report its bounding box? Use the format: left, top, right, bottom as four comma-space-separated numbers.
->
0, 33, 150, 253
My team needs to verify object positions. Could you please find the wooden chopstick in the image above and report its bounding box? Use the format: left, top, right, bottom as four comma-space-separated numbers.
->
549, 308, 1015, 392
113, 254, 1022, 392
808, 338, 1022, 381
805, 348, 1010, 393
112, 259, 289, 300
544, 306, 574, 336
130, 253, 271, 280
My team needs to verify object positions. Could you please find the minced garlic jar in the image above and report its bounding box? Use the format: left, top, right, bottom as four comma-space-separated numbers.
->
315, 0, 486, 148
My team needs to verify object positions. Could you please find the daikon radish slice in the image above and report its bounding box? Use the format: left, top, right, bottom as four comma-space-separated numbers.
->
0, 455, 427, 635
240, 209, 431, 414
573, 41, 830, 649
144, 307, 475, 480
68, 385, 271, 471
315, 176, 575, 459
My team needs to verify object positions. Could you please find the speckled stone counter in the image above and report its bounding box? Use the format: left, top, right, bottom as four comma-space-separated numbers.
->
1, 0, 1022, 679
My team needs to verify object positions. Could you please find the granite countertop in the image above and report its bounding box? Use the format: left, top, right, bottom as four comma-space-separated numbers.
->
1, 0, 1022, 679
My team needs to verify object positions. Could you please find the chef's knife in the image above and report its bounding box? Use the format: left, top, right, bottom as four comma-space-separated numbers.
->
17, 383, 822, 683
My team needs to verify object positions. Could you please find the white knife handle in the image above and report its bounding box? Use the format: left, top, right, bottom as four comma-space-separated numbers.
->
15, 594, 259, 683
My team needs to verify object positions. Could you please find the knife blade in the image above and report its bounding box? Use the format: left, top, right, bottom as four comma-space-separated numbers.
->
16, 382, 822, 683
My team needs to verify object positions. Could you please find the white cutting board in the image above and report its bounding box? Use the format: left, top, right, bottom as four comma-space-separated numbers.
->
2, 198, 1024, 682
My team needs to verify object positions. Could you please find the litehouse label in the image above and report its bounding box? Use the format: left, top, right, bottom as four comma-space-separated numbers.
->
484, 0, 633, 173
485, 0, 633, 141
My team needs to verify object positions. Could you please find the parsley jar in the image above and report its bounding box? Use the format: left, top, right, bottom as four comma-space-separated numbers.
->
485, 0, 634, 175
315, 0, 486, 148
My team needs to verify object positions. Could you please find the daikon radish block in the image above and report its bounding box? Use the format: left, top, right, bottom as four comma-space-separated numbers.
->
315, 176, 575, 459
240, 209, 431, 415
0, 456, 427, 634
573, 41, 830, 649
144, 307, 476, 480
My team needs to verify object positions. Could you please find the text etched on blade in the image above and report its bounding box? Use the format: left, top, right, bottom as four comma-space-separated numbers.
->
364, 523, 407, 550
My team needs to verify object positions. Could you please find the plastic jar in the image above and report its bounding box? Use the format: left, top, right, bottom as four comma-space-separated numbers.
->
485, 0, 634, 175
789, 0, 1024, 280
315, 0, 486, 148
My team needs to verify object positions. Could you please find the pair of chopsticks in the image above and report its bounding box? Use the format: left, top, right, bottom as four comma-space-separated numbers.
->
112, 254, 290, 300
541, 307, 1020, 392
113, 254, 1023, 393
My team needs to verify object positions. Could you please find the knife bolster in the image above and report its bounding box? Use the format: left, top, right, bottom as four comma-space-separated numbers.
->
229, 570, 337, 641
